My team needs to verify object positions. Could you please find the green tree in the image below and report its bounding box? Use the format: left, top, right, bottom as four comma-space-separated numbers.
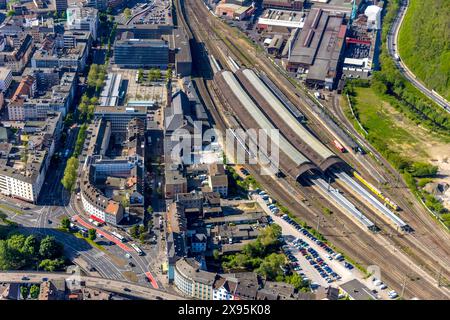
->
213, 249, 220, 260
39, 258, 65, 272
22, 235, 38, 259
165, 67, 172, 83
5, 234, 27, 269
0, 239, 24, 270
39, 236, 63, 260
256, 253, 286, 280
147, 206, 154, 215
285, 273, 309, 291
64, 113, 74, 127
124, 8, 132, 20
130, 225, 139, 239
61, 157, 79, 191
138, 69, 144, 83
61, 217, 71, 231
121, 195, 130, 208
88, 229, 96, 241
20, 286, 29, 300
29, 284, 40, 299
409, 162, 438, 178
81, 94, 90, 104
139, 233, 145, 244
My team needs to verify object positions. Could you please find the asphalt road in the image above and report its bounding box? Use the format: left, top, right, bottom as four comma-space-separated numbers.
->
387, 0, 450, 111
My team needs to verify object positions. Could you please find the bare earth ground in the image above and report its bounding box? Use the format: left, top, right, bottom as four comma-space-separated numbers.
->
382, 101, 450, 209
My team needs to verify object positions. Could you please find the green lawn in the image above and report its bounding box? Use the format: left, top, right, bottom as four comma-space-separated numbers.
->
74, 232, 106, 252
348, 87, 420, 152
0, 204, 23, 215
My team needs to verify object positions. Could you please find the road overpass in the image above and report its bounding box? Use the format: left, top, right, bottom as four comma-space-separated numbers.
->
0, 272, 184, 300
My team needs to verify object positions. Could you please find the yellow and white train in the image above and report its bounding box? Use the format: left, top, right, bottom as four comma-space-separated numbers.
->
353, 171, 400, 211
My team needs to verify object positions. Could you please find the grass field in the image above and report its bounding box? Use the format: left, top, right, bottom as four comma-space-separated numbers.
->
343, 87, 450, 163
74, 232, 106, 252
344, 87, 423, 160
0, 204, 23, 215
398, 0, 450, 101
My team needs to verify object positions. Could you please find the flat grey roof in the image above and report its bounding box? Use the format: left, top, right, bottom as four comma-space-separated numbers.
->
340, 279, 378, 300
289, 8, 345, 83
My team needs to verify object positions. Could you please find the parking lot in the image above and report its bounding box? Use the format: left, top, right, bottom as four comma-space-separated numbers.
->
127, 0, 172, 25
252, 191, 397, 299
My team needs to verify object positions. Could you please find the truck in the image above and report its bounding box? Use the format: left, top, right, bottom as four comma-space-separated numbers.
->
333, 140, 346, 153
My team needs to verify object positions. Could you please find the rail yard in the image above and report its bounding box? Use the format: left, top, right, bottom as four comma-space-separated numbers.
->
177, 0, 450, 299
0, 0, 448, 306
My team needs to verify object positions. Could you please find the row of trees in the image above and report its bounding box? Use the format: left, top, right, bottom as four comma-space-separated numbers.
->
21, 284, 40, 300
79, 95, 98, 122
130, 225, 147, 244
61, 157, 79, 192
73, 124, 88, 157
0, 234, 65, 271
87, 64, 107, 93
61, 217, 96, 240
137, 68, 163, 84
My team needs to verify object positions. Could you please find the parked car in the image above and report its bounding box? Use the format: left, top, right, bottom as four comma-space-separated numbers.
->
388, 290, 398, 299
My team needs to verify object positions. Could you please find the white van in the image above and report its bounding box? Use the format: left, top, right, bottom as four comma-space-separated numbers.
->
388, 290, 398, 299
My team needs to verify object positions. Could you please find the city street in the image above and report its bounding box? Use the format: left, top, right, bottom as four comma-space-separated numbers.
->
0, 272, 183, 300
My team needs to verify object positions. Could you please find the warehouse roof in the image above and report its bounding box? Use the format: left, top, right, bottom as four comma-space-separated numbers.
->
340, 279, 378, 300
289, 8, 345, 84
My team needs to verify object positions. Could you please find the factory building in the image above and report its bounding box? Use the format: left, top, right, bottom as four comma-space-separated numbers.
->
215, 3, 254, 21
283, 8, 346, 89
262, 0, 304, 11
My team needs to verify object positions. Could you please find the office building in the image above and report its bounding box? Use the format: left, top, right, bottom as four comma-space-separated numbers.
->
55, 0, 68, 13
0, 67, 12, 92
66, 5, 99, 40
114, 38, 169, 69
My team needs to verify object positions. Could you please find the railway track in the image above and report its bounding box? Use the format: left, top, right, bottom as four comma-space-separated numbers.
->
178, 0, 450, 298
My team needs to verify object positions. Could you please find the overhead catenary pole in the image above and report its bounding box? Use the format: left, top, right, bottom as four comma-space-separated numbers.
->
437, 267, 442, 287
400, 275, 407, 299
